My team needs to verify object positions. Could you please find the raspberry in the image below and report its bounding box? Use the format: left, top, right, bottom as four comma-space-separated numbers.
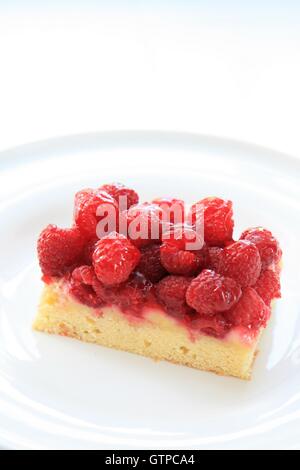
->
224, 239, 235, 247
161, 224, 204, 250
69, 266, 104, 308
124, 203, 164, 248
100, 182, 139, 210
137, 244, 167, 283
104, 272, 153, 314
152, 197, 185, 224
160, 225, 207, 276
240, 227, 281, 270
190, 313, 231, 338
226, 287, 270, 330
156, 275, 193, 317
254, 269, 281, 306
189, 197, 234, 246
81, 238, 98, 265
207, 246, 223, 271
71, 265, 93, 284
92, 232, 140, 286
160, 243, 202, 276
74, 188, 118, 240
37, 225, 85, 277
186, 269, 242, 315
218, 240, 261, 287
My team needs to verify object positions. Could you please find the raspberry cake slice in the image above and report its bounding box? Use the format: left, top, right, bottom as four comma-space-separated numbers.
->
34, 183, 282, 380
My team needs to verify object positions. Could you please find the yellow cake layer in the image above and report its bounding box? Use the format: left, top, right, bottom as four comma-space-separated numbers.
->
33, 282, 262, 380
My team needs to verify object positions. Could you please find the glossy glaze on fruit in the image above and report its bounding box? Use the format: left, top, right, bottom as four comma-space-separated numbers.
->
37, 182, 282, 340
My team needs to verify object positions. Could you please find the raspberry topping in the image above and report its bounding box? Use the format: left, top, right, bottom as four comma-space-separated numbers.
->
226, 287, 270, 329
152, 197, 185, 224
92, 232, 141, 286
100, 182, 139, 210
124, 203, 164, 248
218, 240, 262, 287
103, 272, 153, 315
69, 266, 104, 308
137, 244, 167, 283
74, 188, 118, 240
161, 224, 204, 249
160, 225, 207, 276
80, 238, 98, 265
156, 275, 193, 317
189, 197, 234, 246
207, 246, 223, 271
254, 269, 281, 306
186, 269, 242, 316
160, 243, 203, 276
240, 227, 281, 270
190, 313, 231, 338
39, 181, 282, 339
37, 225, 85, 277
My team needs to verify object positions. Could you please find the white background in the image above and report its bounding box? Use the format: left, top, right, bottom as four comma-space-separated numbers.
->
0, 1, 299, 157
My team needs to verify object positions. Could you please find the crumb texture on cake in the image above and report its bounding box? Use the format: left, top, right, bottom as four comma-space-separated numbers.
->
33, 282, 260, 380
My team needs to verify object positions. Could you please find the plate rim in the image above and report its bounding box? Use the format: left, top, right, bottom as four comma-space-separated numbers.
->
0, 130, 300, 172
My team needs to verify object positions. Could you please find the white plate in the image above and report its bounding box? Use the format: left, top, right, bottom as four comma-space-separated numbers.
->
0, 131, 299, 450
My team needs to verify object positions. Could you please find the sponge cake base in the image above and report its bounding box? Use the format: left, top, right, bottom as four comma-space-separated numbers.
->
33, 282, 262, 380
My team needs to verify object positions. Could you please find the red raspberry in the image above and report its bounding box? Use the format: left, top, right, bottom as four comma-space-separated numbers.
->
74, 188, 118, 240
137, 244, 167, 283
161, 224, 204, 250
124, 203, 164, 248
160, 243, 204, 276
226, 287, 270, 330
71, 264, 96, 285
100, 182, 139, 210
190, 313, 231, 338
104, 272, 153, 315
189, 197, 234, 246
37, 225, 85, 277
254, 269, 281, 306
156, 275, 193, 318
207, 246, 223, 271
160, 225, 207, 276
218, 240, 262, 287
240, 227, 281, 270
69, 265, 104, 308
186, 269, 242, 316
81, 238, 98, 265
152, 197, 185, 225
92, 232, 140, 286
